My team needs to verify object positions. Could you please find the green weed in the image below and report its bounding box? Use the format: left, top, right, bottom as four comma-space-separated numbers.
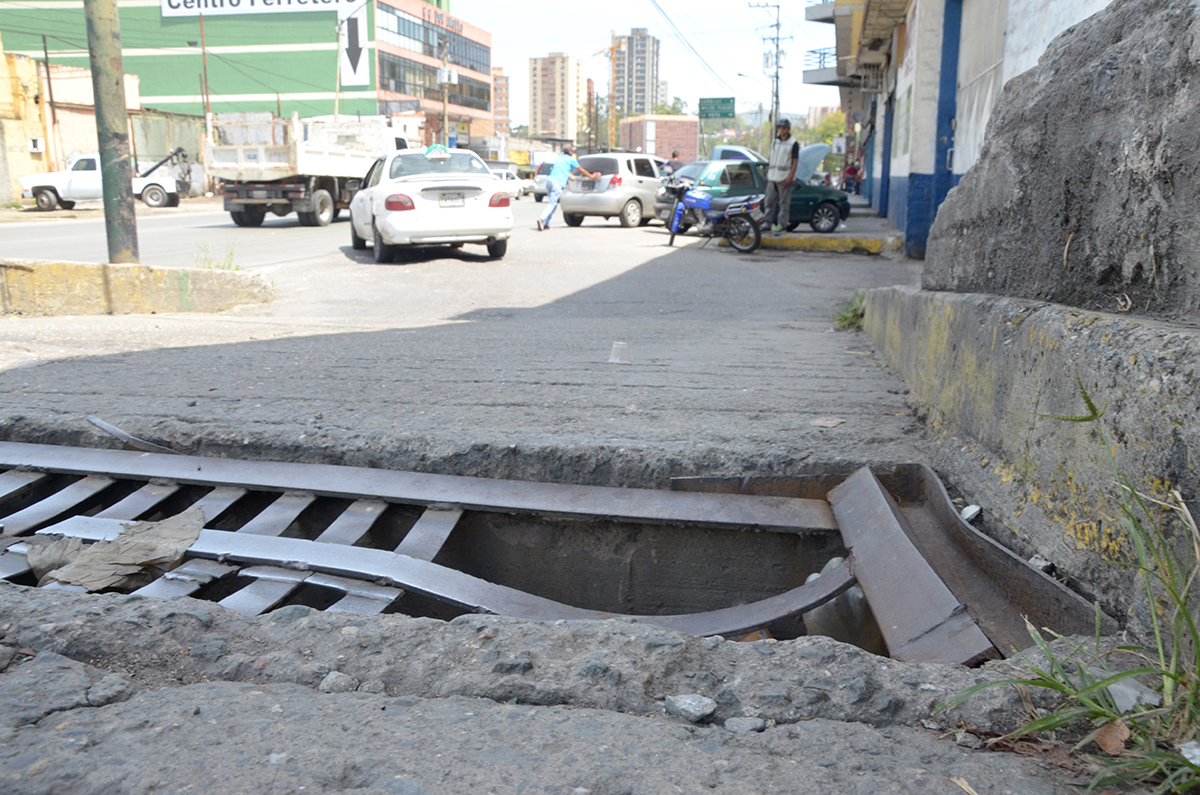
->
940, 375, 1200, 793
834, 290, 866, 331
194, 243, 240, 270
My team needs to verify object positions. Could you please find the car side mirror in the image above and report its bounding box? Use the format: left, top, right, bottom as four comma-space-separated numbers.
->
346, 178, 362, 195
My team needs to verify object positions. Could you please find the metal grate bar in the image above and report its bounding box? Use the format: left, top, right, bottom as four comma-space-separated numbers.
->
0, 442, 838, 534
0, 551, 31, 580
309, 571, 402, 614
94, 482, 181, 519
189, 486, 248, 524
132, 558, 236, 599
218, 566, 310, 617
234, 493, 317, 536
314, 500, 387, 545
393, 508, 462, 561
0, 475, 114, 536
0, 470, 49, 503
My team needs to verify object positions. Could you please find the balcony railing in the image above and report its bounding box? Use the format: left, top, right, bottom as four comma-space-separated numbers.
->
804, 47, 837, 70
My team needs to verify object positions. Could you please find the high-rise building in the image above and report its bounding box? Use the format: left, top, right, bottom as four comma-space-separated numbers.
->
613, 28, 661, 118
529, 53, 584, 141
492, 67, 511, 135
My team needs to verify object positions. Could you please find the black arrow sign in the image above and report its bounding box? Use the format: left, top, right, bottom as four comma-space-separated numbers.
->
345, 17, 362, 74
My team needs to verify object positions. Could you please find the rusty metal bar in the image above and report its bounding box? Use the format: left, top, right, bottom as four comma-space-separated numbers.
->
829, 467, 997, 665
0, 443, 837, 534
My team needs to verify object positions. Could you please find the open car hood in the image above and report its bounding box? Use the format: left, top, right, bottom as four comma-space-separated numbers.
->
794, 144, 830, 182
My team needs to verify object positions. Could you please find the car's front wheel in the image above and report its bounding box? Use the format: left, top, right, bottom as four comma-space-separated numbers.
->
619, 199, 641, 228
809, 202, 841, 233
563, 213, 584, 227
34, 188, 58, 211
372, 221, 394, 263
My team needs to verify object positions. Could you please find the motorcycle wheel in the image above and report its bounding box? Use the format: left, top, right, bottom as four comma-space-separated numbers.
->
725, 214, 761, 253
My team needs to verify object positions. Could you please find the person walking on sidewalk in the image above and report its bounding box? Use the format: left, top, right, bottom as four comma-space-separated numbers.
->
764, 118, 800, 236
537, 144, 599, 231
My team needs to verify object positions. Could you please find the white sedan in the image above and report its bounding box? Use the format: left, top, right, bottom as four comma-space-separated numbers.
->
494, 169, 534, 200
349, 146, 514, 262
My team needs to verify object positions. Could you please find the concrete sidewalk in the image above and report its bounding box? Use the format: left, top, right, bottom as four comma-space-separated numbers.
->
760, 194, 902, 255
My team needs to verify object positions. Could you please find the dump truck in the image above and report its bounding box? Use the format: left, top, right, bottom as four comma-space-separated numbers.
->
205, 112, 423, 227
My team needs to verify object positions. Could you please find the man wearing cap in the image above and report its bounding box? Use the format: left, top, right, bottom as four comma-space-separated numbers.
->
765, 118, 800, 236
537, 143, 600, 231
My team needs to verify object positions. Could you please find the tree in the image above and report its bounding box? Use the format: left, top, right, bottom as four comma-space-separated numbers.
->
652, 96, 688, 115
809, 111, 847, 173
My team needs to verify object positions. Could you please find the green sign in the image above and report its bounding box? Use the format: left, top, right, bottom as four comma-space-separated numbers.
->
698, 97, 735, 119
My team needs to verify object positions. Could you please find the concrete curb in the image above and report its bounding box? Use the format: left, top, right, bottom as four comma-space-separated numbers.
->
1, 258, 274, 316
864, 285, 1200, 616
759, 234, 902, 255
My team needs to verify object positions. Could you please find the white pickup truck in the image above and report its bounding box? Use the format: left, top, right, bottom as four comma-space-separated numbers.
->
21, 151, 182, 211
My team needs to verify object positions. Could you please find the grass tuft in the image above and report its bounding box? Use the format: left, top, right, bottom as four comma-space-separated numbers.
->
194, 243, 240, 270
834, 290, 866, 331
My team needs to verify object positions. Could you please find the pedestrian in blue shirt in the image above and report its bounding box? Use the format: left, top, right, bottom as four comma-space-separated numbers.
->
537, 143, 599, 231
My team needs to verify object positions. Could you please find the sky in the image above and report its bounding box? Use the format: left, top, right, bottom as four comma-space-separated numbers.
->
451, 0, 841, 128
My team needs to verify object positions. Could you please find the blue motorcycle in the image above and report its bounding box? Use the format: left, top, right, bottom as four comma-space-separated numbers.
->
665, 177, 763, 253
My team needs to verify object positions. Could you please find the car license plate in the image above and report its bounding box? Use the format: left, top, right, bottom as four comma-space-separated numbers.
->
439, 193, 464, 208
251, 189, 268, 199
582, 180, 595, 190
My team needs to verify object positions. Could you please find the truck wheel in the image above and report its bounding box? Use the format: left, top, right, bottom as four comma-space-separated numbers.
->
310, 189, 335, 226
34, 189, 58, 211
141, 185, 169, 208
231, 206, 266, 227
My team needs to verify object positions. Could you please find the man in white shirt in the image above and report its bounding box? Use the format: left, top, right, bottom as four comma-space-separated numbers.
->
764, 118, 800, 236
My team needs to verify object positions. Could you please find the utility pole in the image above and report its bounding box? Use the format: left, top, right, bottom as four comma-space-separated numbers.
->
41, 36, 60, 164
440, 35, 449, 146
750, 2, 786, 129
83, 0, 138, 265
199, 13, 211, 116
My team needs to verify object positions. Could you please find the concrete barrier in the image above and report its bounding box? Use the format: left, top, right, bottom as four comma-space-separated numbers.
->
1, 258, 274, 316
865, 285, 1200, 620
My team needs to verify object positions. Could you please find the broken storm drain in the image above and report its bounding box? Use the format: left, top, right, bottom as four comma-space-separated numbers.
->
0, 441, 1110, 666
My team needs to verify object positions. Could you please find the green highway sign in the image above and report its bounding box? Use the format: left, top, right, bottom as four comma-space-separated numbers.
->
698, 97, 736, 119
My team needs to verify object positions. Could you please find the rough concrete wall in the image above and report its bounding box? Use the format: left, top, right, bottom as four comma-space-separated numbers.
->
1, 259, 274, 315
925, 0, 1200, 322
866, 286, 1200, 622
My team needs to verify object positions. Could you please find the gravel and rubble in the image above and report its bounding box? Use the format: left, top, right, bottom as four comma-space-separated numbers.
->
0, 581, 1131, 794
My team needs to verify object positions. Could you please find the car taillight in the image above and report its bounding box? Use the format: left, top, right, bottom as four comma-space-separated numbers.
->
489, 192, 510, 207
385, 194, 414, 211
606, 175, 622, 190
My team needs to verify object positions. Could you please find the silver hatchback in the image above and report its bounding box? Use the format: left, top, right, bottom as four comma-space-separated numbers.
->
559, 153, 665, 227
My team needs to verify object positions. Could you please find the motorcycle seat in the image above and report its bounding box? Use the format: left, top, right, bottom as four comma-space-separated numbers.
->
706, 196, 743, 212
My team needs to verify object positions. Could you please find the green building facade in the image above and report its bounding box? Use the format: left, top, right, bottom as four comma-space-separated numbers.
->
0, 0, 484, 129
